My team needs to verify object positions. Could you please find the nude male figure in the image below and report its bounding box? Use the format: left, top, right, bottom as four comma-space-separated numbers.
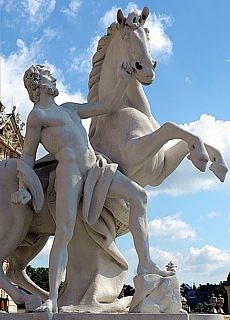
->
12, 64, 174, 313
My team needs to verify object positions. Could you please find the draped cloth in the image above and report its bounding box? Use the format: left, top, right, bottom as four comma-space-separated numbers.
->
82, 154, 118, 225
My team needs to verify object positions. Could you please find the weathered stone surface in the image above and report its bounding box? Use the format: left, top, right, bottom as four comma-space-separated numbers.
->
129, 274, 183, 313
0, 312, 52, 320
0, 312, 225, 320
189, 315, 225, 320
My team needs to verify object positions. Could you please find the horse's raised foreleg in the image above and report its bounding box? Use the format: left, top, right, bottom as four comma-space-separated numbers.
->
7, 235, 50, 303
123, 121, 209, 177
150, 141, 228, 186
204, 143, 228, 182
149, 140, 189, 186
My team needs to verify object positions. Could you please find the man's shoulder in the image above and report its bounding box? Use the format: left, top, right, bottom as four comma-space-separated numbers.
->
27, 107, 44, 126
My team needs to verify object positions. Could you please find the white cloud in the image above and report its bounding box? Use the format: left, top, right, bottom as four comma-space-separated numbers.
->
185, 76, 191, 84
148, 114, 230, 197
123, 244, 229, 285
183, 245, 230, 283
145, 13, 173, 62
148, 213, 196, 240
99, 6, 119, 29
69, 36, 100, 74
207, 211, 221, 218
23, 0, 56, 22
61, 0, 81, 19
3, 0, 56, 30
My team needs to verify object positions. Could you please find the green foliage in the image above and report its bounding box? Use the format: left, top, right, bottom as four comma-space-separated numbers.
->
26, 265, 49, 292
193, 302, 210, 313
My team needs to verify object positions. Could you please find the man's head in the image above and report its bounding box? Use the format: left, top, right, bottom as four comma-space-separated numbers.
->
24, 65, 59, 103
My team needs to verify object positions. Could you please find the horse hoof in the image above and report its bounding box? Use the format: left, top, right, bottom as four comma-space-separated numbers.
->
209, 162, 228, 182
187, 153, 208, 172
25, 294, 42, 313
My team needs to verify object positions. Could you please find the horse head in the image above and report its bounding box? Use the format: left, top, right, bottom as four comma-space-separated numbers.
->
117, 7, 157, 85
88, 7, 157, 103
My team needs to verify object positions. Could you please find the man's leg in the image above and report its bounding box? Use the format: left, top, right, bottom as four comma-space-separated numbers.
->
108, 171, 175, 277
36, 163, 83, 313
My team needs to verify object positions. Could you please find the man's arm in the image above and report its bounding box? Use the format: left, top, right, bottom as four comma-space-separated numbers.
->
62, 62, 133, 119
20, 109, 43, 168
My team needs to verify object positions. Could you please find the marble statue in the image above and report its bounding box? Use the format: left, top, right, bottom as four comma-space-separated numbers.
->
0, 6, 228, 315
11, 62, 175, 313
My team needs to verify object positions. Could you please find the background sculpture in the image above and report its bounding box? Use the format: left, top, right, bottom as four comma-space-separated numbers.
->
0, 6, 228, 314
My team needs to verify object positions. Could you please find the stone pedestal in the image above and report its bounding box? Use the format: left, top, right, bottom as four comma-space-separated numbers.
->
0, 313, 225, 320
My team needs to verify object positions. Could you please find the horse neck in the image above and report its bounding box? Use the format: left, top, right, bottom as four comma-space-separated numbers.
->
99, 35, 152, 118
126, 79, 152, 117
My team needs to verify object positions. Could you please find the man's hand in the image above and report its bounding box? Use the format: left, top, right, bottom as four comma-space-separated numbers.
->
117, 61, 134, 80
11, 188, 31, 205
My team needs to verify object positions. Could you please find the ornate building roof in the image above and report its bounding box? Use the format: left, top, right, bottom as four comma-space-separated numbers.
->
0, 101, 24, 160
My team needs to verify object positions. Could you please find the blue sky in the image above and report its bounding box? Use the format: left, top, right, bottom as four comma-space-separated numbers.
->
1, 0, 230, 287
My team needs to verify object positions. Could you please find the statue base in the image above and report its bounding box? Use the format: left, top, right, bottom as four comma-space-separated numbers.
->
0, 312, 225, 320
130, 274, 183, 313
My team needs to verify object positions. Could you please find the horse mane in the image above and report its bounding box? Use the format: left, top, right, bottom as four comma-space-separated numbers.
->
87, 22, 118, 103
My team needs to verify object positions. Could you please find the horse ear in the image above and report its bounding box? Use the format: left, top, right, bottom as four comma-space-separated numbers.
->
117, 9, 125, 28
140, 7, 149, 25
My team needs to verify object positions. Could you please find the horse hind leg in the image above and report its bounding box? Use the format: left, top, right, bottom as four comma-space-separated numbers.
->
0, 211, 41, 310
6, 235, 50, 306
0, 259, 31, 306
0, 233, 44, 312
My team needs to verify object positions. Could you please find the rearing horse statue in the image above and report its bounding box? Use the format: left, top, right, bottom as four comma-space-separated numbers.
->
88, 7, 227, 190
0, 7, 227, 313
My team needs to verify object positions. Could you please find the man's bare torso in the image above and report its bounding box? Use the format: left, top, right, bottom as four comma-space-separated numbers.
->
34, 103, 97, 177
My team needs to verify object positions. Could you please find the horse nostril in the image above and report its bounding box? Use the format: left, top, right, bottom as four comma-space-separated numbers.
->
153, 60, 157, 70
135, 62, 143, 71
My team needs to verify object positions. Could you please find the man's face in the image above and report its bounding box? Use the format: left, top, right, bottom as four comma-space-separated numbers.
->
39, 67, 59, 97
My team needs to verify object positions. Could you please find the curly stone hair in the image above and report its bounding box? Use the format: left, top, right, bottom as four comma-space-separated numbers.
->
23, 64, 45, 103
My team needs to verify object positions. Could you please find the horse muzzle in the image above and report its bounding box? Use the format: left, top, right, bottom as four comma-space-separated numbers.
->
134, 59, 157, 85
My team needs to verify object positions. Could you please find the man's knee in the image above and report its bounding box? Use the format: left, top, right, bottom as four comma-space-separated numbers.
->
133, 185, 148, 209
